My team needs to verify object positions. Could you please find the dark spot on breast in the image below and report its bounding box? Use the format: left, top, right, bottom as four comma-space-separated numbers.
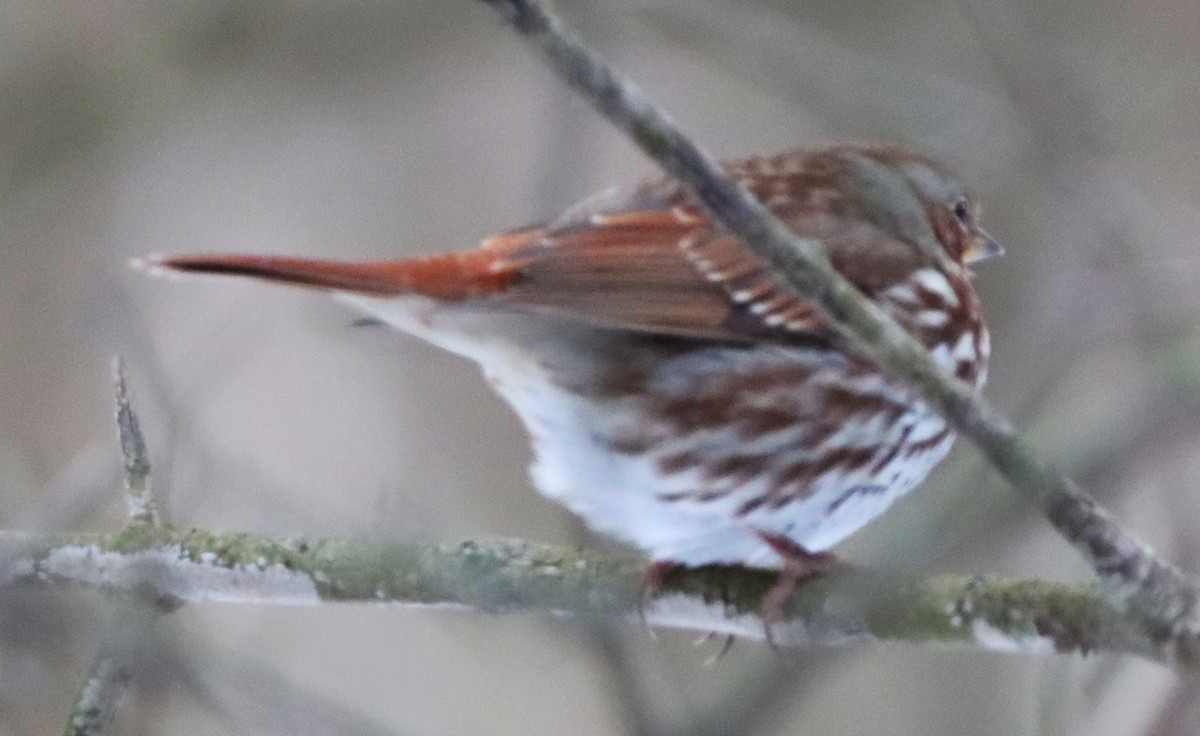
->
734, 495, 769, 517
826, 484, 887, 515
906, 428, 952, 454
657, 451, 703, 475
811, 445, 876, 477
766, 445, 876, 500
767, 462, 815, 497
704, 454, 770, 482
869, 425, 913, 473
768, 493, 798, 510
804, 423, 841, 447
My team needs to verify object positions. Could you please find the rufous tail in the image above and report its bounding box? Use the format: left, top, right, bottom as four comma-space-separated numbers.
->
144, 228, 540, 301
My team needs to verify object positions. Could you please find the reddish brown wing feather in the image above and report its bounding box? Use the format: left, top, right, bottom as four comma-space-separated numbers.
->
494, 210, 751, 339
495, 208, 831, 339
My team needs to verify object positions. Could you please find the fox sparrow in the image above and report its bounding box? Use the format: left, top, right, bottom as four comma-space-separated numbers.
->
147, 143, 1001, 598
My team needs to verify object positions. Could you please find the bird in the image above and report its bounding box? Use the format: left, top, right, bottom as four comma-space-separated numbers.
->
143, 142, 1001, 616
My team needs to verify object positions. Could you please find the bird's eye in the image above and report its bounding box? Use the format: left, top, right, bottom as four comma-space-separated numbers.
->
953, 200, 970, 222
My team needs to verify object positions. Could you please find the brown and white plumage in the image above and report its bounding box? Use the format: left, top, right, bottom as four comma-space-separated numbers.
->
149, 143, 1000, 568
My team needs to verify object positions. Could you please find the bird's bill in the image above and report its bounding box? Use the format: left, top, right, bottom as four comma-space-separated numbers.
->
963, 227, 1005, 264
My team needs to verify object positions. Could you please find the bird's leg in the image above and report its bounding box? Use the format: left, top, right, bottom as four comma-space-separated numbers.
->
753, 531, 837, 649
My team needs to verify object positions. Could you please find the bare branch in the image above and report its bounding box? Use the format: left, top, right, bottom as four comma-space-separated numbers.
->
471, 0, 1200, 658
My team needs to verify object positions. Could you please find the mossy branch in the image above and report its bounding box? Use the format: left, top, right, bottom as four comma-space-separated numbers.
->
0, 526, 1173, 669
472, 0, 1200, 663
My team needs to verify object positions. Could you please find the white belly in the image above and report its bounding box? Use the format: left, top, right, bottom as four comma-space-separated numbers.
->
481, 342, 955, 568
341, 293, 965, 569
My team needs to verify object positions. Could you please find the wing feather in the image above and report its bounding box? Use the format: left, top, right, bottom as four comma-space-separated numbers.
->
494, 211, 742, 338
489, 204, 834, 342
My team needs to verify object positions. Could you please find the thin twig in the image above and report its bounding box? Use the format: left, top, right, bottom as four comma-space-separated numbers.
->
471, 0, 1200, 658
113, 357, 159, 526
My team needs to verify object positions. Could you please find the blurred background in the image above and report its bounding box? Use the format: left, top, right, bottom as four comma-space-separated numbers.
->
3, 0, 1200, 733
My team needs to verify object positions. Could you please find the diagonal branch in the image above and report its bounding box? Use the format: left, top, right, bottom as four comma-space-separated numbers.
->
471, 0, 1200, 661
0, 526, 1172, 669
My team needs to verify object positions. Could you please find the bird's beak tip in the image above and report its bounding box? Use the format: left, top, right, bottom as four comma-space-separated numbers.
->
964, 230, 1004, 264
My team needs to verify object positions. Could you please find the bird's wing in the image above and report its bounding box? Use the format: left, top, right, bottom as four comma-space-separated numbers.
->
493, 203, 831, 341
153, 151, 916, 344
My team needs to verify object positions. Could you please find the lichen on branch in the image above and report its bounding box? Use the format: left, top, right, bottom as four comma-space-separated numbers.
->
0, 527, 1172, 669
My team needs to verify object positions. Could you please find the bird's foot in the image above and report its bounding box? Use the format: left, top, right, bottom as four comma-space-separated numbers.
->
753, 531, 837, 651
